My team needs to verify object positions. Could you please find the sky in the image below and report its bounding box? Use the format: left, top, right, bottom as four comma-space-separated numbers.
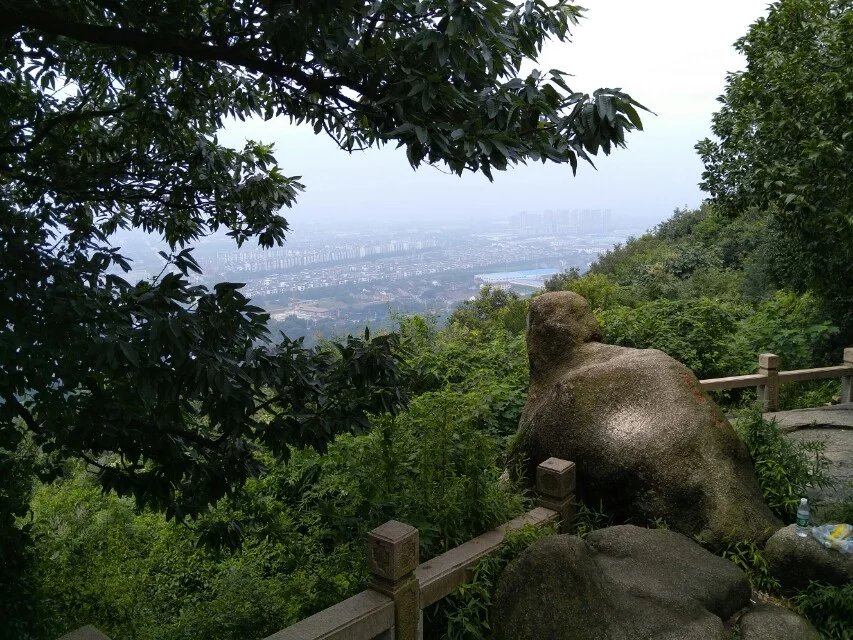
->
218, 0, 772, 232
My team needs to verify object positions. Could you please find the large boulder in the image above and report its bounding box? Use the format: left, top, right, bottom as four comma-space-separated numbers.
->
492, 525, 752, 640
737, 604, 820, 640
764, 524, 853, 592
514, 291, 780, 544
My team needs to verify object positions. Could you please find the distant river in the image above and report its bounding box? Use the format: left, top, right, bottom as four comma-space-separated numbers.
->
474, 268, 560, 287
475, 268, 559, 280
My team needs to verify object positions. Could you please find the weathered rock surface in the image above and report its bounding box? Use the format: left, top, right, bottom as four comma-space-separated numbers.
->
514, 291, 780, 544
738, 604, 820, 640
492, 525, 751, 640
765, 524, 853, 592
58, 627, 112, 640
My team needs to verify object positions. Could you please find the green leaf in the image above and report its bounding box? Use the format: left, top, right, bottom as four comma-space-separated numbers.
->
118, 342, 140, 367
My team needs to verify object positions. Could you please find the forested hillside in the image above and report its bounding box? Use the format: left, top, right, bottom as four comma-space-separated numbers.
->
547, 205, 845, 406
3, 0, 851, 638
20, 312, 534, 640
14, 202, 851, 639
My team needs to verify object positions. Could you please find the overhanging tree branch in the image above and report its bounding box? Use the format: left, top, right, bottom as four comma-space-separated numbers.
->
2, 0, 645, 525
6, 4, 358, 105
7, 395, 41, 433
1, 103, 133, 154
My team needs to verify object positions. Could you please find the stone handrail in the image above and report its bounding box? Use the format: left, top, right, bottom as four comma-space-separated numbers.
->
699, 347, 853, 412
59, 458, 577, 640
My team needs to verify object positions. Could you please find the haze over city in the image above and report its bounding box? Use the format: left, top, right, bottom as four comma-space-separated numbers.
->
114, 0, 774, 341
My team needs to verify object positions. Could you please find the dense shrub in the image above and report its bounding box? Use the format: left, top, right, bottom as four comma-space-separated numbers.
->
733, 409, 831, 521
447, 286, 528, 335
426, 524, 556, 640
726, 291, 838, 372
0, 429, 37, 640
544, 269, 626, 311
598, 298, 745, 378
792, 582, 853, 640
28, 383, 527, 640
399, 314, 529, 441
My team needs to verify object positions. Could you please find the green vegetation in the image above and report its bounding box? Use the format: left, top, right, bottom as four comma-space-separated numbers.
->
429, 524, 556, 640
27, 384, 528, 640
718, 541, 779, 594
573, 500, 615, 539
697, 0, 853, 343
792, 583, 853, 640
734, 410, 831, 521
545, 205, 843, 400
3, 0, 851, 638
2, 1, 645, 634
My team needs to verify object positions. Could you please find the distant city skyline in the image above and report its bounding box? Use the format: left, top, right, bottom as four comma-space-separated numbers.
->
217, 0, 771, 235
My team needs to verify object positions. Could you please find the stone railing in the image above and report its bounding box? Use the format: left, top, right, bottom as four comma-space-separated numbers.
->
699, 347, 853, 412
58, 458, 577, 640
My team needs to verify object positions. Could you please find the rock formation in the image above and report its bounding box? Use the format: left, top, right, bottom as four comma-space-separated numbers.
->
764, 524, 853, 592
514, 291, 780, 544
737, 604, 820, 640
493, 526, 821, 640
493, 525, 752, 640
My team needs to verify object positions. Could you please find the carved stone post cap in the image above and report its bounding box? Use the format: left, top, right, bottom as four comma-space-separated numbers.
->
536, 458, 576, 498
367, 520, 419, 582
844, 347, 853, 364
758, 353, 779, 369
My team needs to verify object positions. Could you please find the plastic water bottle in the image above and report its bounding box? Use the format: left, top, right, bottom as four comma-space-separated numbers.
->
796, 498, 810, 537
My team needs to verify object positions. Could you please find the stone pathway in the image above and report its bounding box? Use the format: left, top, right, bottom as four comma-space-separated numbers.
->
764, 405, 853, 510
765, 405, 853, 433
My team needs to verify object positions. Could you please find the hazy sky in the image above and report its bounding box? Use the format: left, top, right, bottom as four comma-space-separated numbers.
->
219, 0, 771, 232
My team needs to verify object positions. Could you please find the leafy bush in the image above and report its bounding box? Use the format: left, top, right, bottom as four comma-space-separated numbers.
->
734, 409, 831, 521
661, 244, 722, 281
598, 298, 746, 378
727, 291, 838, 372
448, 286, 527, 335
718, 540, 779, 593
676, 266, 745, 303
401, 313, 527, 389
28, 383, 528, 640
779, 380, 840, 412
399, 316, 529, 440
0, 427, 37, 640
29, 465, 357, 640
573, 500, 614, 539
792, 582, 853, 640
427, 523, 556, 640
590, 232, 671, 288
543, 270, 625, 311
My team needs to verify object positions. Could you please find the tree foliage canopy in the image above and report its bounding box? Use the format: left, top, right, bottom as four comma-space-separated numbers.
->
696, 0, 853, 331
1, 0, 646, 521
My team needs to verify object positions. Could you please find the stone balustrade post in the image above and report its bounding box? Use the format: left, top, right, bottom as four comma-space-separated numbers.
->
757, 353, 780, 412
536, 457, 576, 533
842, 348, 853, 404
367, 520, 422, 640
